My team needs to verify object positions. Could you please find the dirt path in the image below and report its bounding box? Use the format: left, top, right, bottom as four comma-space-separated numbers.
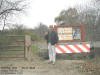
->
0, 54, 86, 75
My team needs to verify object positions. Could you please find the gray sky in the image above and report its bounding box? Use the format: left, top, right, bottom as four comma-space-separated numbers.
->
15, 0, 91, 29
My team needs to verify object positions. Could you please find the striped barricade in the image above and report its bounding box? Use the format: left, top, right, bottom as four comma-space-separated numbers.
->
56, 44, 90, 54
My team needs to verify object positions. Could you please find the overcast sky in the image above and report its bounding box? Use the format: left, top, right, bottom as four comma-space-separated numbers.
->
14, 0, 91, 29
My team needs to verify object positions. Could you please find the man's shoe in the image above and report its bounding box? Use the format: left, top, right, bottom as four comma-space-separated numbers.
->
48, 61, 52, 64
52, 62, 55, 65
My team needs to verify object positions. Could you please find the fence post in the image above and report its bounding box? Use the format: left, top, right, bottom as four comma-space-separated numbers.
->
25, 35, 31, 61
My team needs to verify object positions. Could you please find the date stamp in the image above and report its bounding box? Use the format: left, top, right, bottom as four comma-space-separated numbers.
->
0, 66, 23, 75
0, 66, 35, 75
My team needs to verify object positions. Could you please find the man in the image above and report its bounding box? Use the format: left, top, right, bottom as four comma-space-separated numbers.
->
44, 31, 49, 44
45, 26, 58, 64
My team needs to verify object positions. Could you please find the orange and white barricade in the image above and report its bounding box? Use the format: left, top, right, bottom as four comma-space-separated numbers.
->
56, 44, 90, 54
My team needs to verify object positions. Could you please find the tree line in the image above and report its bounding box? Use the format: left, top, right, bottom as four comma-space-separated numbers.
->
55, 0, 100, 41
0, 0, 100, 46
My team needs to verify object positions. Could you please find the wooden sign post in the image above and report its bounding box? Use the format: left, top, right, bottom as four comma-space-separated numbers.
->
25, 35, 31, 61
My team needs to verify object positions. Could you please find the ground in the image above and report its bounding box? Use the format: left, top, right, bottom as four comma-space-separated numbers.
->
0, 42, 100, 75
0, 53, 87, 75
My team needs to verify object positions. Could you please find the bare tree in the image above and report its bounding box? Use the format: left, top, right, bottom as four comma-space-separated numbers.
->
0, 0, 28, 31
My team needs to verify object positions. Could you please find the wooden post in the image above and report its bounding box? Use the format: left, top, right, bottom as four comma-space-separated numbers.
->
81, 24, 85, 42
25, 35, 31, 61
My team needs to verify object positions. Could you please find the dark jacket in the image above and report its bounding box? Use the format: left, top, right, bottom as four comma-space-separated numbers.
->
45, 33, 49, 44
45, 30, 58, 45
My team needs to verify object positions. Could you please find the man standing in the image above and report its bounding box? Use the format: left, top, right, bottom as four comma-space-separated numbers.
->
45, 26, 58, 64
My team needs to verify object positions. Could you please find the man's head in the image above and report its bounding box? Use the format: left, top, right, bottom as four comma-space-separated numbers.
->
49, 25, 53, 31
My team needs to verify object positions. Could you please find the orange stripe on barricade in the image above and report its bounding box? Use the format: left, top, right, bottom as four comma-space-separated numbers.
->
64, 45, 76, 53
56, 45, 67, 53
73, 45, 84, 52
82, 44, 90, 52
56, 51, 58, 54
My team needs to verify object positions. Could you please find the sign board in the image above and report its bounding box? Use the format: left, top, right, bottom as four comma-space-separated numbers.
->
58, 27, 73, 40
54, 24, 85, 42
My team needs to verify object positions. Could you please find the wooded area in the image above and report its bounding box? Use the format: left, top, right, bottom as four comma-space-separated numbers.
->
0, 0, 100, 56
